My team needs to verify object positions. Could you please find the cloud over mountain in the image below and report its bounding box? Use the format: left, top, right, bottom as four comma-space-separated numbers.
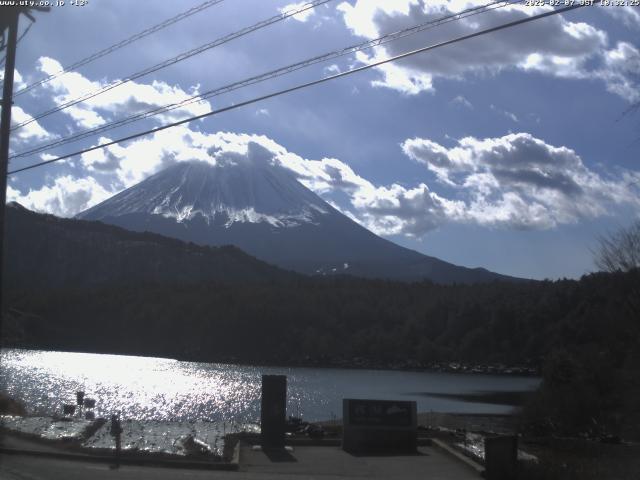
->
10, 126, 639, 237
7, 175, 113, 217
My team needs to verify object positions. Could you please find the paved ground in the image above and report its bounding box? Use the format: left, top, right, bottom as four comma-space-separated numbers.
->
0, 432, 69, 454
0, 432, 483, 479
239, 444, 481, 479
0, 446, 482, 479
0, 455, 237, 480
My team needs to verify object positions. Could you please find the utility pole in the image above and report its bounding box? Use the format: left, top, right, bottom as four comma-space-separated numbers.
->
0, 8, 20, 340
0, 6, 48, 337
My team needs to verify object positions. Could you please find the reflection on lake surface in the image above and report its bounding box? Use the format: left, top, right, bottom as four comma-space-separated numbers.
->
0, 349, 540, 422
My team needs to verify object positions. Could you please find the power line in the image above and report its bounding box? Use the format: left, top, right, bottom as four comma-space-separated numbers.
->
11, 0, 512, 159
12, 0, 226, 98
10, 0, 333, 132
0, 18, 33, 67
15, 19, 33, 45
8, 3, 588, 176
11, 0, 517, 160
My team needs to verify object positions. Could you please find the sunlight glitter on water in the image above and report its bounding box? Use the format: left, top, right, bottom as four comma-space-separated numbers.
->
1, 349, 263, 423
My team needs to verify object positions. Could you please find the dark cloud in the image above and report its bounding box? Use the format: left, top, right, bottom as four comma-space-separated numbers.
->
492, 168, 583, 196
340, 1, 638, 100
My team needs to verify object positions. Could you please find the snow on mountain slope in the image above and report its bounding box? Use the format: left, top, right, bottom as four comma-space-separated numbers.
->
78, 159, 520, 283
79, 158, 328, 228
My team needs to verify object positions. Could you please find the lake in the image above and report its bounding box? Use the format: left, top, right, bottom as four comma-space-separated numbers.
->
0, 348, 540, 423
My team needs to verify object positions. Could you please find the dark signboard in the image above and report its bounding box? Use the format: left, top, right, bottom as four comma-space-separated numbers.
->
346, 399, 413, 427
342, 398, 417, 454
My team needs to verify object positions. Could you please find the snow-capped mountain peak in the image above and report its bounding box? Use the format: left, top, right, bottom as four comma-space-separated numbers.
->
79, 160, 328, 228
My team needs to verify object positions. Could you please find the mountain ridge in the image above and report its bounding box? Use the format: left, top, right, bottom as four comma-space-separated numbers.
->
5, 201, 298, 289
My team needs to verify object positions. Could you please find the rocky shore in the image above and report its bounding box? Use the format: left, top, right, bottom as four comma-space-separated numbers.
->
0, 414, 259, 461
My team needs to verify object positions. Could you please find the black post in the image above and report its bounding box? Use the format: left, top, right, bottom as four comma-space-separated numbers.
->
260, 374, 286, 449
110, 414, 123, 468
0, 9, 20, 338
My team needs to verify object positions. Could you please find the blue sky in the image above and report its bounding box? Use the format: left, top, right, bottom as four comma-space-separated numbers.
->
4, 0, 640, 279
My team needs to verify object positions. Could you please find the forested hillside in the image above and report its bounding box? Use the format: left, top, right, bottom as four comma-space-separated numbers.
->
4, 202, 297, 288
5, 269, 638, 372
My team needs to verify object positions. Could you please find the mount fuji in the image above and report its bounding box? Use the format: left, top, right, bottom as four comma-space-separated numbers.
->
77, 158, 516, 283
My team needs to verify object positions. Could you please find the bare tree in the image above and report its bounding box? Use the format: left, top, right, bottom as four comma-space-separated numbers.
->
595, 221, 640, 273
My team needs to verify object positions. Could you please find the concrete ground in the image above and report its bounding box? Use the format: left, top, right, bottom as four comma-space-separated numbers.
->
0, 432, 483, 479
0, 454, 239, 480
239, 444, 482, 479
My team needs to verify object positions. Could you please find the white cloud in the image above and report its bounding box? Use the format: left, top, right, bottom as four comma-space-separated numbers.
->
0, 68, 25, 90
37, 57, 211, 129
604, 41, 640, 74
79, 127, 211, 187
597, 41, 640, 102
14, 70, 25, 89
349, 182, 466, 236
603, 5, 640, 30
280, 2, 319, 22
10, 106, 52, 142
78, 129, 301, 189
490, 104, 518, 123
324, 64, 342, 75
80, 137, 126, 173
354, 51, 433, 95
7, 175, 114, 218
401, 132, 640, 231
451, 95, 473, 109
0, 71, 52, 148
6, 185, 21, 203
337, 0, 417, 38
337, 1, 639, 101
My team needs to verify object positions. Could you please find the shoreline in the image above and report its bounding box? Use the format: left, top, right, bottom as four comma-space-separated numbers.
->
418, 390, 531, 407
0, 415, 236, 461
1, 410, 517, 460
1, 345, 540, 377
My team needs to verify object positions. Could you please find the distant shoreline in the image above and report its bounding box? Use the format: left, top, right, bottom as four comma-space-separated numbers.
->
413, 390, 531, 407
0, 345, 540, 378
